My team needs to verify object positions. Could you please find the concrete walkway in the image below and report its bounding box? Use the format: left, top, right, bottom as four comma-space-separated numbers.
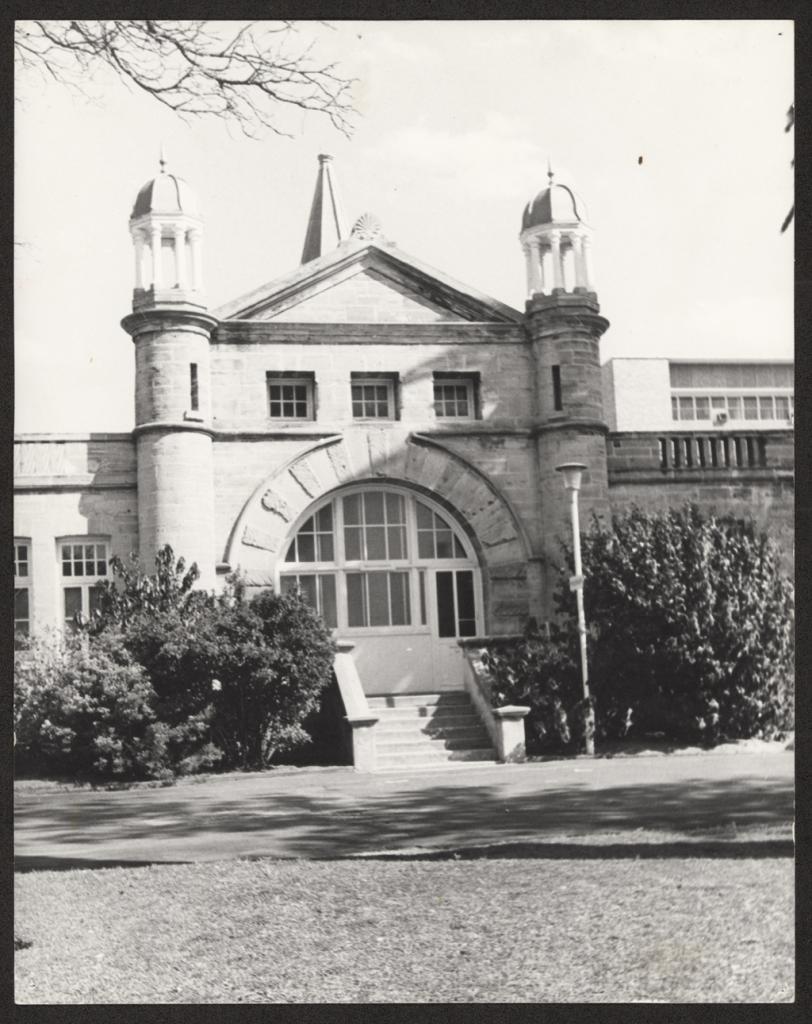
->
14, 750, 794, 870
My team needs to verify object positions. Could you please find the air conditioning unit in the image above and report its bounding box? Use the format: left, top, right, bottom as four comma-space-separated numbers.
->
714, 411, 728, 426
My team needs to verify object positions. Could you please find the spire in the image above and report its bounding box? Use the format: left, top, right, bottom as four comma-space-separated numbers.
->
300, 154, 348, 264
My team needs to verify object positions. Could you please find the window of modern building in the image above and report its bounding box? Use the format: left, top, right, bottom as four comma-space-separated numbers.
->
433, 373, 479, 419
58, 538, 109, 629
351, 373, 398, 419
671, 391, 794, 424
267, 372, 315, 420
14, 539, 30, 646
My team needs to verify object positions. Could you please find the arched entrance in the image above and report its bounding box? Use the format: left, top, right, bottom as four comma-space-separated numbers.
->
277, 483, 483, 694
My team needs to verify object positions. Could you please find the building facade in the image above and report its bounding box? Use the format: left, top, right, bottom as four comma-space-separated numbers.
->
14, 155, 794, 708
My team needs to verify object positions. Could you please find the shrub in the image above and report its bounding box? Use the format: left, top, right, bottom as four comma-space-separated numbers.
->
88, 546, 337, 771
568, 504, 794, 744
13, 631, 216, 780
482, 628, 581, 754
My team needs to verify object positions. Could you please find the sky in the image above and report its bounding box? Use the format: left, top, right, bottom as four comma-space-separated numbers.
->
15, 20, 794, 434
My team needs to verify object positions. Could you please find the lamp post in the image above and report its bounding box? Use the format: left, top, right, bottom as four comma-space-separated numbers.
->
555, 462, 595, 755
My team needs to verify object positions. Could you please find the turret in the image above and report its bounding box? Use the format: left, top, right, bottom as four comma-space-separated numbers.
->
121, 154, 217, 588
522, 166, 610, 618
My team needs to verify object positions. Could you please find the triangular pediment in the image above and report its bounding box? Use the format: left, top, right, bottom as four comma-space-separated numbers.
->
214, 241, 523, 324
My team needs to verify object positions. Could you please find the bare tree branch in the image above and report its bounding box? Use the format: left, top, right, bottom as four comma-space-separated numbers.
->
14, 20, 358, 139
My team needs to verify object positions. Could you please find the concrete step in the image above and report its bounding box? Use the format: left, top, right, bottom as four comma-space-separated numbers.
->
374, 710, 482, 729
375, 747, 497, 768
375, 722, 491, 742
367, 692, 470, 709
376, 733, 491, 754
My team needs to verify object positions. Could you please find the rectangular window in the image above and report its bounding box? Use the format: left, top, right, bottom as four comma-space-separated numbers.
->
727, 396, 742, 420
694, 397, 710, 420
267, 372, 315, 420
14, 540, 30, 646
433, 373, 479, 419
346, 571, 411, 627
678, 396, 695, 421
759, 396, 775, 420
743, 396, 759, 420
351, 373, 397, 419
551, 365, 563, 412
671, 396, 679, 421
190, 363, 199, 411
59, 538, 109, 628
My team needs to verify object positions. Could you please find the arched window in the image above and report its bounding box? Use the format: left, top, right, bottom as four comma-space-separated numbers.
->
278, 486, 480, 638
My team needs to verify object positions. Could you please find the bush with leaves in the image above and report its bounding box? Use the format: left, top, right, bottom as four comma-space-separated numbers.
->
90, 546, 336, 771
13, 630, 216, 780
573, 504, 794, 744
482, 628, 581, 754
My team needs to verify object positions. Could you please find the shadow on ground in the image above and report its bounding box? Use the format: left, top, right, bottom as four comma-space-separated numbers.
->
15, 763, 793, 870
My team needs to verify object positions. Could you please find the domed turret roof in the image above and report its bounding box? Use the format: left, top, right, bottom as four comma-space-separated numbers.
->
131, 154, 200, 219
521, 168, 583, 232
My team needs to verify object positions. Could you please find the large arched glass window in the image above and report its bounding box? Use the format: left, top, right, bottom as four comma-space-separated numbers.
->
278, 486, 480, 638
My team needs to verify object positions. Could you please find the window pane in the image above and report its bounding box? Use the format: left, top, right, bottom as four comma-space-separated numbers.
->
15, 588, 29, 619
453, 536, 466, 558
368, 572, 390, 626
64, 587, 82, 623
347, 574, 366, 627
390, 573, 410, 626
284, 540, 296, 562
436, 530, 454, 559
316, 505, 333, 531
344, 526, 362, 561
456, 571, 476, 637
319, 575, 337, 629
416, 502, 433, 529
711, 396, 726, 410
317, 534, 334, 562
671, 396, 679, 421
743, 397, 758, 420
385, 493, 404, 522
343, 494, 361, 525
387, 526, 405, 560
678, 397, 694, 420
727, 396, 741, 419
366, 526, 386, 560
297, 533, 315, 562
364, 491, 384, 523
418, 570, 427, 625
279, 576, 296, 595
298, 575, 318, 610
775, 396, 789, 419
88, 585, 104, 617
436, 572, 456, 638
418, 532, 434, 559
759, 396, 774, 420
694, 397, 710, 420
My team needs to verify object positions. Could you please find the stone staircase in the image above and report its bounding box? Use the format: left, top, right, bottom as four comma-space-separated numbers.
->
368, 691, 497, 771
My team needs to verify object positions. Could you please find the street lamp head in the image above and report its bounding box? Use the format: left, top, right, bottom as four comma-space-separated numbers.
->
555, 462, 586, 492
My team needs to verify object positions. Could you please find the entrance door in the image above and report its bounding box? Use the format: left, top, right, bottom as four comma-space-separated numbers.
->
278, 486, 482, 695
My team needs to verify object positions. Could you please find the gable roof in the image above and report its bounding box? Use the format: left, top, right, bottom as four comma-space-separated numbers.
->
214, 238, 524, 324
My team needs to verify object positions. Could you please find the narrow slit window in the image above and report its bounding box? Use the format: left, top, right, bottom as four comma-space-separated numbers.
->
552, 365, 563, 412
190, 363, 199, 411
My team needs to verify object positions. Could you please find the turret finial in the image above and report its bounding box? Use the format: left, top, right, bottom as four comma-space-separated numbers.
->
159, 143, 167, 174
547, 158, 554, 186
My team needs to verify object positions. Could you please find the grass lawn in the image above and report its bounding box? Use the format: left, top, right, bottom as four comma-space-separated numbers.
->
15, 854, 793, 1003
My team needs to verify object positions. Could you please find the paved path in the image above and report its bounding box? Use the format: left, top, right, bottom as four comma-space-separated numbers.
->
15, 750, 793, 870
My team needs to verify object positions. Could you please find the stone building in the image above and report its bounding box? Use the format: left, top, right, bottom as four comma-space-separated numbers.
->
13, 155, 794, 767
